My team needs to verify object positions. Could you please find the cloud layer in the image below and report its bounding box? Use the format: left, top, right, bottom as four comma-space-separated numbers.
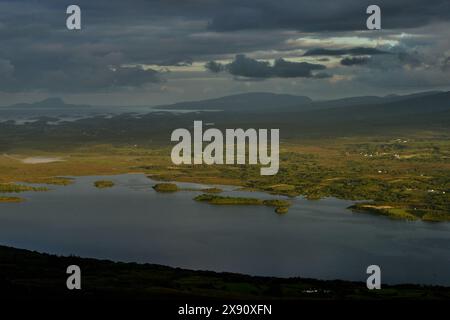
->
205, 55, 327, 79
0, 0, 449, 104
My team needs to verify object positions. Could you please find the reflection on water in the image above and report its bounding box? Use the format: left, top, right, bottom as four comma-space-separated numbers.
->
0, 173, 449, 286
0, 107, 215, 125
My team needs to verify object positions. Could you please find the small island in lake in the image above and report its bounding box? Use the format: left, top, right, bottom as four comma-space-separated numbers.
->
153, 183, 223, 194
153, 183, 179, 192
0, 196, 24, 203
194, 194, 291, 213
0, 183, 48, 193
275, 206, 289, 214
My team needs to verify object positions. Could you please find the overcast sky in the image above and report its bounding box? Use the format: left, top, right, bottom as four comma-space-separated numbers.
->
0, 0, 449, 106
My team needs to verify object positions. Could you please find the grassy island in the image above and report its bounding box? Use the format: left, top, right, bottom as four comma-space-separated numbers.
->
0, 196, 24, 203
275, 206, 289, 214
0, 183, 48, 193
153, 183, 223, 194
152, 183, 179, 192
194, 194, 291, 213
20, 177, 73, 186
94, 180, 115, 189
195, 194, 263, 205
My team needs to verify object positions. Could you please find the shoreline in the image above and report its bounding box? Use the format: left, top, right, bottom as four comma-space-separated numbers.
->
3, 170, 449, 222
1, 136, 448, 222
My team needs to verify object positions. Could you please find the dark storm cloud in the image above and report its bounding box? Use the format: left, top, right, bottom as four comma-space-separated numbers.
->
353, 48, 428, 71
303, 47, 389, 56
269, 58, 327, 78
207, 0, 450, 32
0, 62, 162, 93
6, 0, 447, 33
397, 51, 424, 68
205, 54, 327, 79
0, 0, 291, 92
341, 56, 371, 66
205, 61, 225, 73
0, 0, 449, 95
156, 58, 193, 67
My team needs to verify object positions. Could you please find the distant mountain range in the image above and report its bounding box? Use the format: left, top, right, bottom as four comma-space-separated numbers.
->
2, 97, 91, 109
1, 90, 448, 144
156, 92, 312, 112
312, 91, 442, 109
1, 92, 449, 132
154, 90, 450, 136
3, 91, 449, 115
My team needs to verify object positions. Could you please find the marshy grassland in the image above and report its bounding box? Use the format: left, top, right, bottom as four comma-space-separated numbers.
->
0, 132, 448, 221
0, 183, 48, 193
0, 196, 23, 203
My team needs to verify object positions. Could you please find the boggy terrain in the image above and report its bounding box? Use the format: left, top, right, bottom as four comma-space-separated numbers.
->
0, 133, 448, 221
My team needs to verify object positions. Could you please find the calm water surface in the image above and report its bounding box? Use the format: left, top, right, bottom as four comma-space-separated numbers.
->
1, 173, 449, 286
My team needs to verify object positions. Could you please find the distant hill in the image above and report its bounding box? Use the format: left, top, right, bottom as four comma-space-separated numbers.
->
1, 90, 448, 146
3, 91, 446, 114
312, 91, 441, 109
153, 90, 450, 136
156, 92, 312, 112
2, 244, 449, 300
1, 91, 448, 138
155, 91, 446, 113
257, 90, 450, 136
4, 97, 91, 109
301, 91, 450, 121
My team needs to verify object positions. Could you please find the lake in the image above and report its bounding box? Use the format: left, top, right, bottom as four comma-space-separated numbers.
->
0, 106, 215, 125
1, 173, 449, 286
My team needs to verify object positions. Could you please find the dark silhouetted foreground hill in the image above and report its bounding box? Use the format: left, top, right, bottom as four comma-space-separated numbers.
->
0, 245, 449, 300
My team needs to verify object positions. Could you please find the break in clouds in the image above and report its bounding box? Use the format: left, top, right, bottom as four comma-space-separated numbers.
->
0, 0, 449, 104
